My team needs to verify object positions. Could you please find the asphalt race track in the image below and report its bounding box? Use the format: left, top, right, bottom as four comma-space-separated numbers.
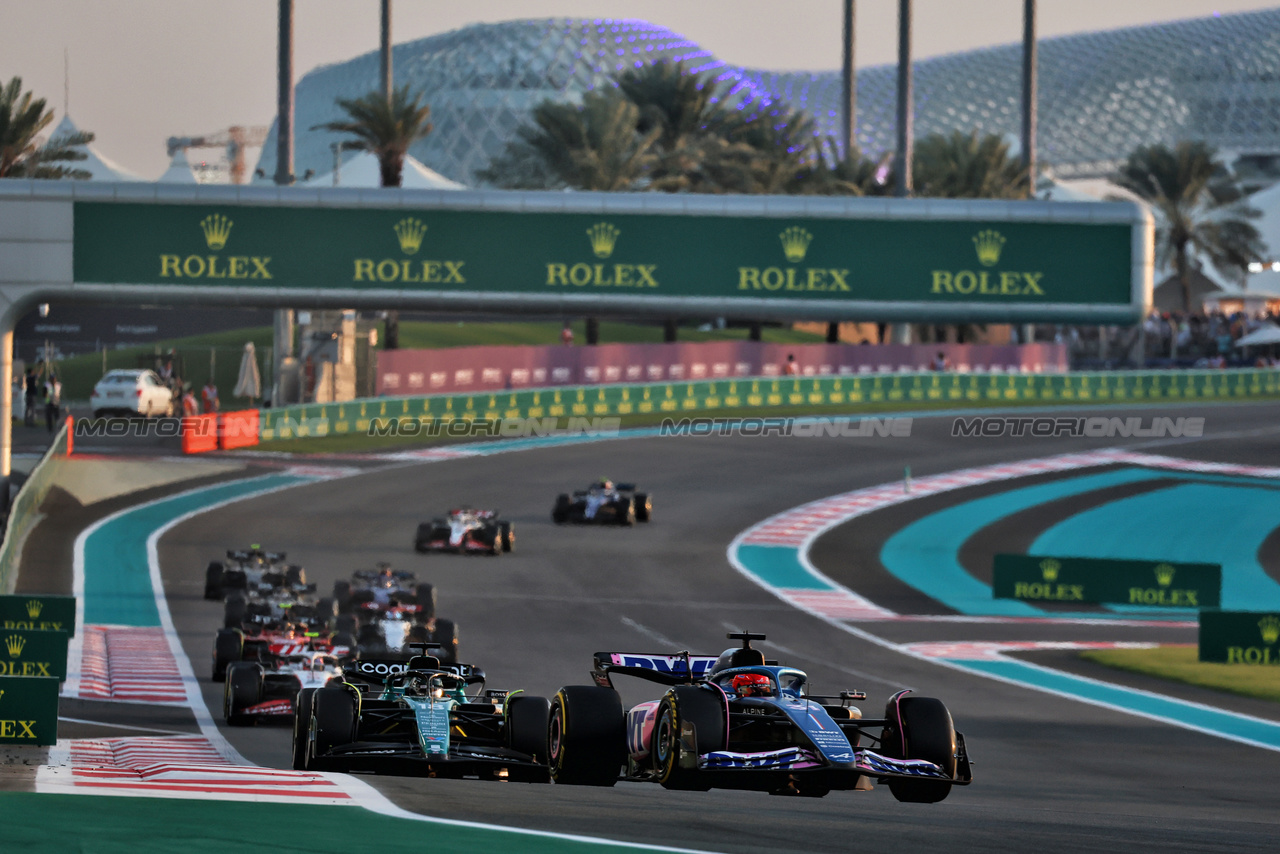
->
125, 402, 1280, 852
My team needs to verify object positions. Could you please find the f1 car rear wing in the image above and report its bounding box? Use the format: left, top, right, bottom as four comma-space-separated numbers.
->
227, 549, 286, 562
591, 652, 721, 688
345, 653, 484, 686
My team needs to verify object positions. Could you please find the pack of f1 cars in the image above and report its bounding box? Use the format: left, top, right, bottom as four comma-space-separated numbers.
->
224, 650, 345, 726
294, 652, 550, 781
212, 619, 351, 682
414, 508, 514, 555
552, 480, 651, 525
332, 564, 458, 662
204, 545, 303, 600
546, 632, 972, 801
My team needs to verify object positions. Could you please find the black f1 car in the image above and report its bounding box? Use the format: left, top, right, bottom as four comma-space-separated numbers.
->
294, 652, 549, 782
547, 632, 972, 801
414, 508, 514, 555
331, 564, 458, 662
552, 480, 651, 525
204, 545, 302, 600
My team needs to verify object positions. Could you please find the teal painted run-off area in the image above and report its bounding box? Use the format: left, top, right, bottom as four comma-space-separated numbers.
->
879, 467, 1280, 618
81, 474, 312, 626
955, 659, 1280, 751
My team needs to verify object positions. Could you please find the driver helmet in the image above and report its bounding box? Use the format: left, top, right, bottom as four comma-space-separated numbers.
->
600, 476, 614, 489
732, 673, 772, 697
377, 565, 394, 586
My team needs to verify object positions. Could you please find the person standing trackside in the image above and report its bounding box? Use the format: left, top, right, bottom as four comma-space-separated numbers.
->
201, 379, 220, 414
561, 322, 574, 346
43, 373, 62, 433
23, 366, 38, 427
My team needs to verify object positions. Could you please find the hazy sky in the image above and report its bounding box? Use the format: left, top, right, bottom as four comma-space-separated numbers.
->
5, 1, 1279, 179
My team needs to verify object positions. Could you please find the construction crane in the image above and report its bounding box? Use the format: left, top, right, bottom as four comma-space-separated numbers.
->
165, 125, 269, 184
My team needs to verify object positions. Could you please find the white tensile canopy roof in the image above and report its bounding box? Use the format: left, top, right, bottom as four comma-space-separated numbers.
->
158, 149, 199, 184
49, 115, 144, 181
1234, 323, 1280, 346
304, 151, 464, 190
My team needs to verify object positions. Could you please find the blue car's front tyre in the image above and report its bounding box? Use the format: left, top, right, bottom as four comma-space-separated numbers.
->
884, 696, 956, 804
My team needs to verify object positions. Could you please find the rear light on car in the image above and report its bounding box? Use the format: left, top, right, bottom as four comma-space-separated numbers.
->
135, 388, 143, 397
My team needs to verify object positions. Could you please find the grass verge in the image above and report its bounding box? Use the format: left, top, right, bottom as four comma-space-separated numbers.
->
1080, 645, 1280, 704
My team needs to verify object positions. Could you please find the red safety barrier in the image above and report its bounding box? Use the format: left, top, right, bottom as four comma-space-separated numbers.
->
64, 415, 74, 456
217, 409, 260, 450
181, 414, 218, 454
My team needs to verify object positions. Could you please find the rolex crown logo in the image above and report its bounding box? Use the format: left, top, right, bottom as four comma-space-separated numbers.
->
1260, 615, 1280, 645
1039, 558, 1060, 582
972, 229, 1006, 267
394, 218, 428, 255
779, 226, 813, 264
586, 223, 620, 259
24, 600, 42, 619
1154, 564, 1176, 587
5, 636, 24, 658
200, 214, 233, 251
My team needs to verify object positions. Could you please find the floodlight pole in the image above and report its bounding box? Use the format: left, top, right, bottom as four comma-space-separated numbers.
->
274, 0, 294, 186
1021, 0, 1037, 198
841, 0, 856, 166
380, 0, 393, 101
894, 0, 913, 198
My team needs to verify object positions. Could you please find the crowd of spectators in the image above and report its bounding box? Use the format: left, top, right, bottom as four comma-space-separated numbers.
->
1058, 309, 1280, 369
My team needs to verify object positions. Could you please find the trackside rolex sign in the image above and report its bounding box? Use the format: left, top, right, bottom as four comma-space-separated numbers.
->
1199, 611, 1280, 664
72, 201, 1135, 319
0, 677, 59, 745
992, 555, 1221, 607
0, 595, 76, 636
0, 629, 70, 681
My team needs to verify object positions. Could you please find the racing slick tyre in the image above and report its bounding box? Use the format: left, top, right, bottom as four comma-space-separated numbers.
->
223, 595, 247, 629
293, 688, 317, 770
204, 561, 225, 600
615, 500, 635, 526
334, 614, 358, 637
499, 522, 515, 553
552, 494, 571, 524
225, 662, 263, 726
654, 686, 725, 791
430, 619, 459, 663
415, 584, 437, 622
633, 493, 651, 522
315, 597, 338, 625
414, 523, 432, 553
406, 624, 430, 646
285, 565, 306, 587
333, 580, 352, 612
310, 687, 358, 764
883, 696, 956, 804
212, 628, 244, 682
505, 694, 551, 763
356, 623, 386, 654
547, 686, 625, 787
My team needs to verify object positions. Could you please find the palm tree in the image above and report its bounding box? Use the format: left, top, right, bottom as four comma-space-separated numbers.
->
0, 77, 93, 179
479, 88, 661, 191
314, 83, 433, 187
702, 107, 825, 195
1114, 141, 1265, 313
911, 130, 1027, 199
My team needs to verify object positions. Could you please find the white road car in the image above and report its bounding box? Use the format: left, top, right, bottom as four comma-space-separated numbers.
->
90, 369, 175, 418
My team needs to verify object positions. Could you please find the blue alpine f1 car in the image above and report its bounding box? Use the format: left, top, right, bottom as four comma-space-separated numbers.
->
547, 632, 972, 801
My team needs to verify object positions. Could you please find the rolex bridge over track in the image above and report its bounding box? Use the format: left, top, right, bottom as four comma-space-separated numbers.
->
0, 180, 1152, 484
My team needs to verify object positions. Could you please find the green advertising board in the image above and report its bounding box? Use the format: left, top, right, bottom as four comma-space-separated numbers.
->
0, 676, 58, 745
1199, 611, 1280, 664
0, 595, 76, 635
71, 195, 1144, 323
0, 629, 69, 681
992, 554, 1221, 607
